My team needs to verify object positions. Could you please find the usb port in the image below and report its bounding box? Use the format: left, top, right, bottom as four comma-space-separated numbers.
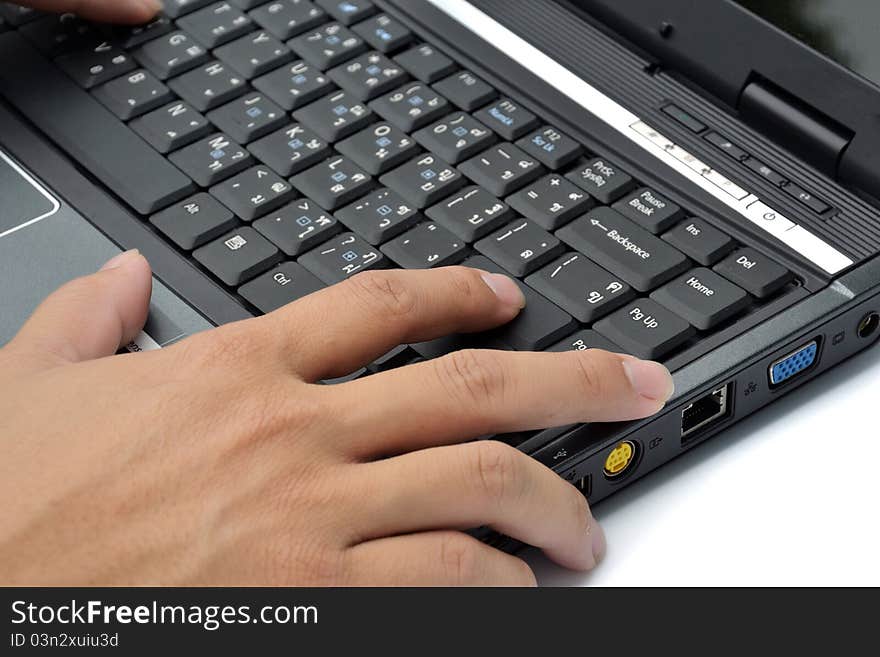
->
769, 339, 819, 387
681, 384, 732, 442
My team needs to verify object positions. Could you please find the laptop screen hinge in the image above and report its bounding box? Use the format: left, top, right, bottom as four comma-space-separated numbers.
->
738, 75, 854, 178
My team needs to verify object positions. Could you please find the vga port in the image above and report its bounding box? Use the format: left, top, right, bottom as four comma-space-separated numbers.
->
769, 339, 819, 387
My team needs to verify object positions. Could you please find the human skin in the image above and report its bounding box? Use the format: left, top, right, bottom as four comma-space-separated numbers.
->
0, 252, 673, 585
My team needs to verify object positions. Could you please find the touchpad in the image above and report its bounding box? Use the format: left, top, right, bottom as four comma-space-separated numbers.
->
0, 150, 58, 237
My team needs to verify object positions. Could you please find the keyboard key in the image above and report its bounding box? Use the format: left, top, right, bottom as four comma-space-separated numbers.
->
254, 198, 340, 255
612, 187, 684, 234
712, 248, 794, 299
252, 60, 333, 111
526, 252, 634, 323
289, 22, 367, 68
19, 14, 95, 56
547, 329, 623, 353
321, 368, 368, 384
328, 51, 407, 100
163, 0, 215, 18
250, 0, 326, 40
0, 35, 195, 215
92, 69, 173, 119
248, 123, 331, 176
352, 13, 413, 53
593, 299, 695, 360
556, 207, 690, 291
426, 185, 513, 241
380, 153, 464, 208
432, 70, 496, 111
369, 82, 450, 132
474, 98, 539, 141
661, 218, 736, 266
169, 132, 254, 186
293, 89, 373, 142
194, 227, 283, 285
515, 125, 583, 170
149, 193, 237, 250
177, 2, 253, 48
335, 187, 419, 244
130, 101, 212, 153
316, 0, 376, 25
506, 173, 593, 230
214, 30, 294, 78
464, 255, 576, 350
210, 165, 295, 220
651, 268, 750, 330
0, 4, 41, 26
413, 112, 494, 164
335, 122, 419, 175
299, 231, 388, 283
239, 261, 325, 312
115, 15, 174, 49
458, 143, 542, 197
475, 218, 563, 277
56, 41, 136, 89
169, 61, 247, 112
566, 157, 637, 204
381, 221, 466, 268
133, 31, 209, 79
207, 93, 287, 144
229, 0, 268, 8
393, 43, 455, 83
290, 155, 372, 210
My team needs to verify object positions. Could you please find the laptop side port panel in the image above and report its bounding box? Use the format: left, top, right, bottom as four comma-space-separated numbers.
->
768, 338, 821, 388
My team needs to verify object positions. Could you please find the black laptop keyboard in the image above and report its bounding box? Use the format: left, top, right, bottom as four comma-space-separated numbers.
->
0, 1, 798, 386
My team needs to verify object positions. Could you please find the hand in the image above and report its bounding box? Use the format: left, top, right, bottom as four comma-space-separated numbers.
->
0, 251, 673, 585
11, 0, 161, 23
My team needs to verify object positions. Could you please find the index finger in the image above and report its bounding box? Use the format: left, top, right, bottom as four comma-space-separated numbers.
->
14, 0, 161, 23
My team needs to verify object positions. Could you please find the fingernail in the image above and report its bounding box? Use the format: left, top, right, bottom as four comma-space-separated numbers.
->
590, 517, 606, 565
480, 272, 526, 308
100, 249, 141, 271
622, 358, 674, 402
140, 0, 163, 13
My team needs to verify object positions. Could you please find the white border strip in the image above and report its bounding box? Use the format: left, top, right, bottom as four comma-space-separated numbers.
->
0, 148, 60, 239
427, 0, 853, 274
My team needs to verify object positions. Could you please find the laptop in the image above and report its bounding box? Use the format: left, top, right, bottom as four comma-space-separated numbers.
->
1, 0, 879, 550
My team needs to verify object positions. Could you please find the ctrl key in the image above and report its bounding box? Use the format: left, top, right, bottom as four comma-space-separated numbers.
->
593, 298, 695, 360
239, 262, 324, 313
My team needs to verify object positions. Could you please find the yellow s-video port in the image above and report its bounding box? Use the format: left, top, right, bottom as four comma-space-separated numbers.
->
603, 440, 639, 480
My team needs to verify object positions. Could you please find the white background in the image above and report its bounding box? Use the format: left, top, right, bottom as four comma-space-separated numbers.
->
527, 341, 880, 586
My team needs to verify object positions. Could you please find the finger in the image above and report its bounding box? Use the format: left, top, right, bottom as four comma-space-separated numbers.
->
347, 531, 537, 586
349, 441, 606, 571
262, 266, 525, 381
14, 0, 162, 23
9, 250, 152, 367
329, 347, 673, 457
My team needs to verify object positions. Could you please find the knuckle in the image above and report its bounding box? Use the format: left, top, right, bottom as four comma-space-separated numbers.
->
437, 532, 480, 585
346, 270, 418, 319
435, 349, 507, 408
514, 559, 538, 587
444, 266, 480, 301
471, 440, 523, 508
573, 350, 610, 400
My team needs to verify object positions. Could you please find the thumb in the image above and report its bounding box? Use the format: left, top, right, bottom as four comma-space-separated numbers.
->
12, 0, 163, 24
10, 250, 152, 366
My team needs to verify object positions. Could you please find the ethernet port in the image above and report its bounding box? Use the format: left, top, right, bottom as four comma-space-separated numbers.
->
680, 384, 732, 443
